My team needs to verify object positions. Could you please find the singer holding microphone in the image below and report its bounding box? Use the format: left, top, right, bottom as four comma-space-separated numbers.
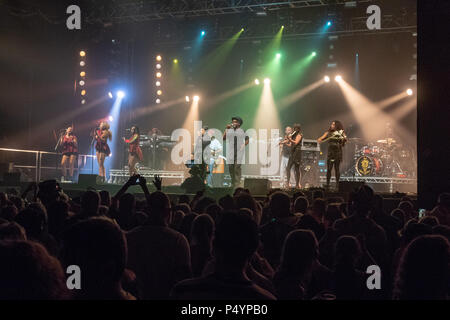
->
60, 126, 78, 182
123, 126, 143, 176
95, 121, 112, 183
223, 116, 249, 189
285, 123, 303, 189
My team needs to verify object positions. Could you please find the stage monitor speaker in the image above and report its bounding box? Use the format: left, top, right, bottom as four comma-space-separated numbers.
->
78, 174, 98, 188
3, 172, 20, 186
244, 178, 272, 195
338, 181, 365, 193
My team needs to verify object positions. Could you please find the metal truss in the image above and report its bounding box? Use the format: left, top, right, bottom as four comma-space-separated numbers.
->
319, 176, 417, 184
109, 168, 185, 184
94, 0, 375, 23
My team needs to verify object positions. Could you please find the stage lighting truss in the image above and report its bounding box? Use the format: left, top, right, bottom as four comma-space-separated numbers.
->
78, 50, 87, 104
156, 55, 162, 102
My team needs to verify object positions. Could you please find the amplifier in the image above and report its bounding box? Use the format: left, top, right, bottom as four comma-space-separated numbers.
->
301, 139, 320, 152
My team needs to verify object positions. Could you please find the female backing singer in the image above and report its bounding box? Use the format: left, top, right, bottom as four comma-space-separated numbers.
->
317, 120, 347, 190
285, 123, 303, 189
95, 121, 112, 183
123, 126, 143, 176
60, 126, 78, 182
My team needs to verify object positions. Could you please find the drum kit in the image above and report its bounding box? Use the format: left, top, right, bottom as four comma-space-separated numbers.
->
348, 137, 415, 178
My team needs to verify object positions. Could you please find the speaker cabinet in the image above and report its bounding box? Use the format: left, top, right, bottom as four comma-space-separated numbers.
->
244, 178, 272, 195
338, 181, 365, 193
78, 174, 98, 187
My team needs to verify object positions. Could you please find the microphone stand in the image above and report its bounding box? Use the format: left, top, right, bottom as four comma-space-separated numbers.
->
90, 129, 97, 174
54, 130, 64, 179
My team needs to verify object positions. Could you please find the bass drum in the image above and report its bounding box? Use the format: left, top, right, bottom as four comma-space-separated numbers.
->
355, 155, 383, 176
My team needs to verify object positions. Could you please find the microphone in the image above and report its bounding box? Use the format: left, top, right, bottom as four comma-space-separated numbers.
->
289, 131, 298, 137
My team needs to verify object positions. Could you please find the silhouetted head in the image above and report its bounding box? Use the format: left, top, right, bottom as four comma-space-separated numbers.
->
296, 214, 324, 241
294, 196, 309, 214
391, 208, 406, 228
119, 193, 136, 214
324, 204, 344, 227
193, 197, 216, 214
0, 222, 27, 240
80, 190, 100, 217
8, 196, 24, 211
15, 203, 48, 239
190, 214, 214, 246
269, 191, 291, 218
402, 220, 433, 246
205, 203, 222, 223
0, 205, 18, 221
352, 185, 374, 216
219, 194, 235, 211
147, 191, 171, 225
213, 211, 259, 268
278, 229, 319, 277
334, 235, 361, 268
235, 193, 259, 223
394, 235, 450, 300
0, 240, 67, 299
61, 217, 127, 297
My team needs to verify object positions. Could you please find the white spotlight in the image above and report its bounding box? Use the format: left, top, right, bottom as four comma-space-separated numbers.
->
108, 92, 113, 99
156, 81, 161, 87
324, 76, 330, 83
185, 96, 190, 102
254, 79, 260, 85
156, 64, 162, 69
156, 98, 161, 104
193, 95, 200, 102
117, 90, 125, 98
264, 78, 271, 84
335, 75, 342, 82
108, 116, 114, 122
406, 88, 413, 96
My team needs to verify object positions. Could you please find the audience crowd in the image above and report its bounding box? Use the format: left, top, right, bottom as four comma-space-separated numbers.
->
0, 176, 449, 300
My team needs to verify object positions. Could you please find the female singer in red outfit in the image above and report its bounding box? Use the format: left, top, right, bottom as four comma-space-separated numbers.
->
123, 126, 143, 176
95, 121, 112, 182
60, 126, 78, 181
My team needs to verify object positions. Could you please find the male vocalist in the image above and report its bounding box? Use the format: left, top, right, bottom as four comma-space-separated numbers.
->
223, 116, 249, 189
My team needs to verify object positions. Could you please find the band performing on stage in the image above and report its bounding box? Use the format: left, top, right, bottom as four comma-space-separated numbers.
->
52, 116, 416, 192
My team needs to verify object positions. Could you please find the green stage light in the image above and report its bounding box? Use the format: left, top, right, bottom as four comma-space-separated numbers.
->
173, 59, 178, 63
312, 51, 317, 57
276, 53, 282, 59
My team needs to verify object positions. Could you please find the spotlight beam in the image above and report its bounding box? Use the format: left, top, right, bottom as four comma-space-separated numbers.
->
279, 79, 325, 109
336, 79, 416, 146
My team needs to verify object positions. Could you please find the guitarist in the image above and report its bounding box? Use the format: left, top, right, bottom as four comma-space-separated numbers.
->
317, 120, 347, 190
